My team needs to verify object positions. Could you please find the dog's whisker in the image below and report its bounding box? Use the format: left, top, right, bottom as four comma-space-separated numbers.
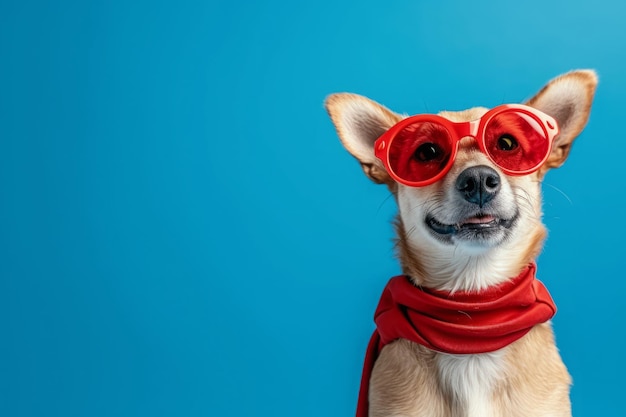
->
405, 225, 417, 239
511, 185, 542, 222
544, 182, 574, 205
376, 192, 396, 214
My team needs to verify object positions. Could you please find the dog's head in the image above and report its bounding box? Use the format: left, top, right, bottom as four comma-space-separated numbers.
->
325, 71, 597, 291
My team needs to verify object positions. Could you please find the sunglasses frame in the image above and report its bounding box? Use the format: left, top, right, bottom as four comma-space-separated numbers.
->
374, 104, 559, 187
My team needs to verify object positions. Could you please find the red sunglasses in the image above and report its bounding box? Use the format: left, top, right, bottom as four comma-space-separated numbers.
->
374, 104, 559, 187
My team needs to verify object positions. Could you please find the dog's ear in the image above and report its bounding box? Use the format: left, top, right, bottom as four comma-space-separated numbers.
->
325, 93, 402, 184
526, 70, 598, 172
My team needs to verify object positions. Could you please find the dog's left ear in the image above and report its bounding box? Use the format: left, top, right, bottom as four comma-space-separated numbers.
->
526, 70, 598, 172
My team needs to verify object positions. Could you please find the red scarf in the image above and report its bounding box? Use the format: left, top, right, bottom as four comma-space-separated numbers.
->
356, 263, 556, 417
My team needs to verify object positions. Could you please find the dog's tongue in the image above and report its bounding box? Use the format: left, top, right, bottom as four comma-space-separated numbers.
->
462, 215, 495, 225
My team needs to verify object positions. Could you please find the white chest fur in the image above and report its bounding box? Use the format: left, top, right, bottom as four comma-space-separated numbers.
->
436, 350, 506, 417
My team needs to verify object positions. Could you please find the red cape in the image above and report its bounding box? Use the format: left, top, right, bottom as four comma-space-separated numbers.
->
356, 263, 556, 417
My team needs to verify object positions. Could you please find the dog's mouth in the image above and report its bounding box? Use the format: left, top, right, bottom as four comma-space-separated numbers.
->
425, 211, 519, 242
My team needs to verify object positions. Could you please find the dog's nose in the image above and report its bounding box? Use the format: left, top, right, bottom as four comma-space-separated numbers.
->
455, 165, 501, 207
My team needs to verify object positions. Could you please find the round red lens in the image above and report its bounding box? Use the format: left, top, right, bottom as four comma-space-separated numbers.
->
483, 111, 550, 173
388, 121, 453, 184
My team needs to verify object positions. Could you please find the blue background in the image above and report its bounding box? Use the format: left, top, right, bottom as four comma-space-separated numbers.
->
1, 1, 623, 416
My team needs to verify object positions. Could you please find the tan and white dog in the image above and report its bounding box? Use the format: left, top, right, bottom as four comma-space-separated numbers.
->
325, 70, 597, 417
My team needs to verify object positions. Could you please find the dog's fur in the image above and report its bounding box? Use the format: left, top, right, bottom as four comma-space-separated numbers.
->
325, 70, 597, 417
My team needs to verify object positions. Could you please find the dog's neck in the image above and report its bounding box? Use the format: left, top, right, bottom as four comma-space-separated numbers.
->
355, 261, 557, 417
394, 218, 547, 293
374, 262, 555, 354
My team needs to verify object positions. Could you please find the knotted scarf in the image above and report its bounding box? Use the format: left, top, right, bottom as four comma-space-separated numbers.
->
356, 263, 556, 417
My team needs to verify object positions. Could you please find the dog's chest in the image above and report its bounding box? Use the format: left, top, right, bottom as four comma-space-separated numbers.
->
436, 351, 505, 417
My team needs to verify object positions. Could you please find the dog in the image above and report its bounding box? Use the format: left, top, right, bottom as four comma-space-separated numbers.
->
325, 70, 597, 417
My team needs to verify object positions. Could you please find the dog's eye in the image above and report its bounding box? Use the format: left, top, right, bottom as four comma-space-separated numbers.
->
414, 143, 443, 162
497, 135, 518, 151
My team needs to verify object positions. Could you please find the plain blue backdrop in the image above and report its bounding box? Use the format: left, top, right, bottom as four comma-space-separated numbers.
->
1, 1, 624, 416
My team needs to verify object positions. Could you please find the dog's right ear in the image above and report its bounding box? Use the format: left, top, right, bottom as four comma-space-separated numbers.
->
325, 93, 402, 184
